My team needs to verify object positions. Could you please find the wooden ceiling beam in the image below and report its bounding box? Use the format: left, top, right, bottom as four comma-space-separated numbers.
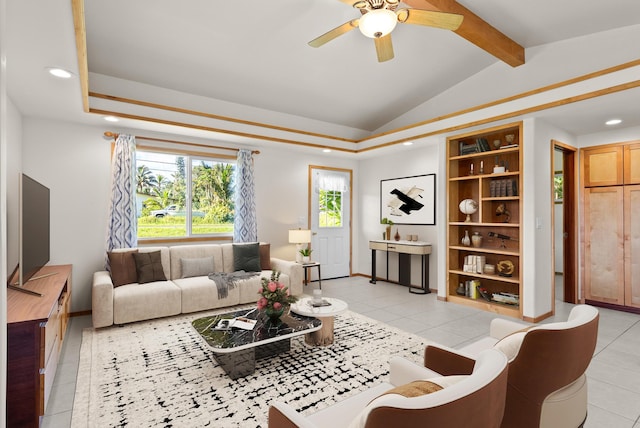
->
401, 0, 525, 67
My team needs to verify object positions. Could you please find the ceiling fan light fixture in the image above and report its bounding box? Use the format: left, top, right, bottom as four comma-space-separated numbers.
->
358, 9, 397, 38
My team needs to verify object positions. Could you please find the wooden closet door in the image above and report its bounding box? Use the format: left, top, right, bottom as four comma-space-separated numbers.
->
584, 187, 625, 305
583, 146, 623, 187
625, 185, 640, 308
624, 143, 640, 185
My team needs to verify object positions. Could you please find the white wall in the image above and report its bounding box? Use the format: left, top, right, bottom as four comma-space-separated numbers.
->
6, 97, 21, 270
0, 0, 7, 419
578, 124, 640, 148
22, 118, 112, 312
253, 148, 358, 262
522, 119, 576, 319
21, 117, 359, 312
357, 138, 443, 291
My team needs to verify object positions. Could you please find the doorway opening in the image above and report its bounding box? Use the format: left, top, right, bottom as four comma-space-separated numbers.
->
552, 141, 578, 304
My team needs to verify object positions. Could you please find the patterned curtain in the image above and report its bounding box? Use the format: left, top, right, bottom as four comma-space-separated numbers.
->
233, 149, 257, 242
105, 134, 137, 265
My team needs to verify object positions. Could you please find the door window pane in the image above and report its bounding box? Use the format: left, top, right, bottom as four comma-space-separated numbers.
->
319, 189, 342, 228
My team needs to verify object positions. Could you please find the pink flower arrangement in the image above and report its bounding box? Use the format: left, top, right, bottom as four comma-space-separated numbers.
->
257, 271, 297, 311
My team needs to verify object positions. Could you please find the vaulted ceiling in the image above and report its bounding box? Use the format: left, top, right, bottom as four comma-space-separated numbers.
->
6, 0, 640, 155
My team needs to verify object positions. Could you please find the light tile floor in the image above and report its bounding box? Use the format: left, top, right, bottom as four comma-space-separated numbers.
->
44, 276, 640, 427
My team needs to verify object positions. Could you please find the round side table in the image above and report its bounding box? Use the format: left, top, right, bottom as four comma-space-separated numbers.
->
290, 297, 348, 346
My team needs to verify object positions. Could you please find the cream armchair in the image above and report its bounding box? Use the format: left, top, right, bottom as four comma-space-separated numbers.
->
424, 304, 599, 428
268, 349, 508, 428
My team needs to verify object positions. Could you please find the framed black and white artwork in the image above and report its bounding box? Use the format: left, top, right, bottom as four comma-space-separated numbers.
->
380, 173, 436, 225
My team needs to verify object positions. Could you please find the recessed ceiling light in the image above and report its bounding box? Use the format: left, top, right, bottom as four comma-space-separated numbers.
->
47, 67, 73, 79
605, 119, 622, 126
323, 149, 332, 153
403, 141, 413, 146
104, 116, 119, 122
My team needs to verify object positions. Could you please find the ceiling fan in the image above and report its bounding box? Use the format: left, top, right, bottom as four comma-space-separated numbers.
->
309, 0, 463, 62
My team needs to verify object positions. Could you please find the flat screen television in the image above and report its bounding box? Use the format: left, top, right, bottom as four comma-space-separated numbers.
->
18, 173, 50, 286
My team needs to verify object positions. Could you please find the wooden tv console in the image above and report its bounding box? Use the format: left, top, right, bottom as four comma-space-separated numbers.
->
6, 264, 72, 427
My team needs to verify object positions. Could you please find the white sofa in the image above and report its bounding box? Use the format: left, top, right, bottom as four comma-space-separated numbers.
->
92, 243, 303, 328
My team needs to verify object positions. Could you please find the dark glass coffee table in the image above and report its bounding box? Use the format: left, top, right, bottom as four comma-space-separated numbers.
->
192, 307, 322, 379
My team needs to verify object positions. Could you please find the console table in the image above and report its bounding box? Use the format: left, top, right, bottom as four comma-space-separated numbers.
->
369, 240, 432, 294
6, 264, 72, 427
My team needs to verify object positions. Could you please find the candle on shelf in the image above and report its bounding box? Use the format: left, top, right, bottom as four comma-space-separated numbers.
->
470, 163, 474, 175
480, 160, 484, 174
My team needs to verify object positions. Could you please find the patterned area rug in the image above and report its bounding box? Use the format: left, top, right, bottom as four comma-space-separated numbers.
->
72, 307, 428, 427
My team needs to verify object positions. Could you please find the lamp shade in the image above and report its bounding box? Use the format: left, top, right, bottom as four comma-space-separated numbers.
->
358, 9, 398, 38
289, 229, 311, 244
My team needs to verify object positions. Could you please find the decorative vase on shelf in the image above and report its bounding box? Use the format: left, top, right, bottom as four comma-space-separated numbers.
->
461, 230, 471, 246
394, 229, 400, 241
471, 232, 482, 248
385, 226, 391, 240
456, 282, 466, 296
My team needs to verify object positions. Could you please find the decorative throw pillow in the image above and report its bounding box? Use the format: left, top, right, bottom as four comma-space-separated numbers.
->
108, 249, 138, 287
233, 242, 261, 272
181, 256, 215, 278
380, 380, 443, 398
259, 243, 271, 270
132, 251, 167, 284
349, 376, 467, 428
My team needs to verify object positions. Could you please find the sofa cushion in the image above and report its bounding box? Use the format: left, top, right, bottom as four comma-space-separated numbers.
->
173, 276, 241, 313
133, 251, 167, 284
233, 242, 261, 272
113, 281, 181, 324
180, 256, 215, 278
259, 243, 271, 270
108, 249, 138, 287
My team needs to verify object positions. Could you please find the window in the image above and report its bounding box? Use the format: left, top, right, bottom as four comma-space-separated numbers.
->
136, 150, 235, 239
317, 172, 347, 228
554, 171, 564, 202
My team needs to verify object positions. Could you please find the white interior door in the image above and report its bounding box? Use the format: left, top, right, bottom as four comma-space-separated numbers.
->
310, 168, 351, 279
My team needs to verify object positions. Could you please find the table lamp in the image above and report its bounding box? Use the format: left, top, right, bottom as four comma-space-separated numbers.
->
289, 229, 311, 263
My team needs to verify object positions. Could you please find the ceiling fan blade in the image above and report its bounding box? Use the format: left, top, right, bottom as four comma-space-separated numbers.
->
308, 19, 359, 48
374, 34, 394, 62
397, 9, 463, 31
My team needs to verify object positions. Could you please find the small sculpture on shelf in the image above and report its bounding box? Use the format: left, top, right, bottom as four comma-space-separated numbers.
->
459, 199, 478, 222
488, 231, 518, 249
495, 203, 511, 223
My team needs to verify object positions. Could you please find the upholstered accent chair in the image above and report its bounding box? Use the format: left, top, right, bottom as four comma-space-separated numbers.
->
424, 304, 599, 428
268, 348, 508, 428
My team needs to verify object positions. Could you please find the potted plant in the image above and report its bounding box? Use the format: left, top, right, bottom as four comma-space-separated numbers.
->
381, 218, 394, 240
299, 248, 312, 263
257, 271, 297, 321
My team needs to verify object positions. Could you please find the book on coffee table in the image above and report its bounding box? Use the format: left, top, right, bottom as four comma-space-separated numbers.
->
307, 299, 332, 308
232, 317, 257, 330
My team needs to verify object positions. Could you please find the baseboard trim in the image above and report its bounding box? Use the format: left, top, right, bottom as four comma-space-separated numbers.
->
585, 300, 640, 315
